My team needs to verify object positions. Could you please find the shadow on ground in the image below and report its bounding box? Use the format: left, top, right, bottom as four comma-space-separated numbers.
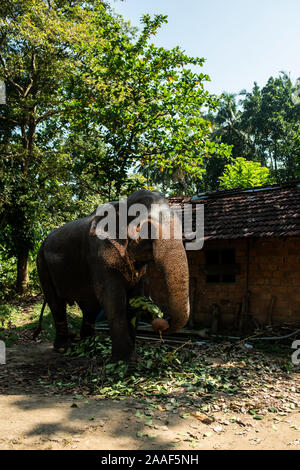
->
0, 337, 299, 450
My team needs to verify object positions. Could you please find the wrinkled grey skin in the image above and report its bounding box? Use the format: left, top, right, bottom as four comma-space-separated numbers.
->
37, 189, 190, 362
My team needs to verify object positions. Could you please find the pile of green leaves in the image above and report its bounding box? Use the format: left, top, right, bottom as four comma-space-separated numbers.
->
67, 336, 242, 400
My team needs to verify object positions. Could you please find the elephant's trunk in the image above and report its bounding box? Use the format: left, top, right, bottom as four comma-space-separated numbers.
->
152, 237, 190, 335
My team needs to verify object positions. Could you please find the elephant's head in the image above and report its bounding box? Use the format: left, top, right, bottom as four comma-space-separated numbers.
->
90, 189, 190, 335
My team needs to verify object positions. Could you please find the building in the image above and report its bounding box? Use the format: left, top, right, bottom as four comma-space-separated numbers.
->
147, 181, 300, 333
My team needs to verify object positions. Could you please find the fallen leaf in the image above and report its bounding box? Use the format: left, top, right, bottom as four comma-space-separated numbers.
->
145, 419, 153, 426
191, 413, 214, 424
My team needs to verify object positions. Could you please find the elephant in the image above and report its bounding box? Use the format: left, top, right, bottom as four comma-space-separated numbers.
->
37, 189, 190, 362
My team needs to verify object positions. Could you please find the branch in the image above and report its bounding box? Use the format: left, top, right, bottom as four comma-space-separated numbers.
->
0, 115, 19, 125
24, 53, 36, 97
36, 108, 62, 123
24, 79, 33, 98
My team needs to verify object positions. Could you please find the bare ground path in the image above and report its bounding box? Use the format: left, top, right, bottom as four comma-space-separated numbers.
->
0, 342, 299, 450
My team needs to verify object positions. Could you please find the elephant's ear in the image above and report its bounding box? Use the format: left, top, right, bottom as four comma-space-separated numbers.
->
89, 216, 102, 236
89, 201, 120, 238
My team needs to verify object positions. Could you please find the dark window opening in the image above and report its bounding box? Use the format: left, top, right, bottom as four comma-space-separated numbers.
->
221, 249, 235, 265
206, 250, 219, 265
222, 274, 236, 283
206, 274, 220, 283
205, 248, 237, 284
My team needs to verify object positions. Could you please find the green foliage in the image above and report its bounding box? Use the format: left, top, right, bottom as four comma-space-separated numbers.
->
219, 157, 272, 189
210, 73, 300, 185
0, 248, 17, 299
68, 12, 231, 190
0, 249, 40, 300
0, 0, 109, 292
0, 300, 82, 345
209, 93, 247, 160
241, 73, 300, 178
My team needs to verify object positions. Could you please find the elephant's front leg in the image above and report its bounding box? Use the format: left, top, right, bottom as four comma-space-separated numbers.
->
77, 299, 100, 340
102, 278, 136, 363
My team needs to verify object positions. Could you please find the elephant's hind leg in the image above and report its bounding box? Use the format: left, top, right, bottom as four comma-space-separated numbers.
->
37, 250, 69, 352
49, 298, 69, 352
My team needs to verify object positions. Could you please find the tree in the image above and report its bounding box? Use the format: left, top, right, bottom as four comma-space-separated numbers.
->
208, 74, 300, 185
241, 73, 300, 179
210, 93, 251, 158
68, 13, 231, 194
218, 157, 272, 189
204, 92, 260, 191
0, 0, 113, 293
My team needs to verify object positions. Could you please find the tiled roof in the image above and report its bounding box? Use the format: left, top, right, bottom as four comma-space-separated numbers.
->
168, 181, 300, 240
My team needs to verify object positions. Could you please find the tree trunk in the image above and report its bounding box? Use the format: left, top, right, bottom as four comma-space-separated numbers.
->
16, 250, 29, 294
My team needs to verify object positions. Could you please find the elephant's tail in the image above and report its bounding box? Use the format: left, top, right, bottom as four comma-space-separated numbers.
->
32, 299, 47, 339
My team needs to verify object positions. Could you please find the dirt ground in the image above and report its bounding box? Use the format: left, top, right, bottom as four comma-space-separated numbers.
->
0, 341, 299, 450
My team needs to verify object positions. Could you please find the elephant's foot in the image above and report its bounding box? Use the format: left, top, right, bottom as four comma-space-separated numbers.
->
53, 335, 71, 353
53, 331, 80, 353
53, 321, 72, 353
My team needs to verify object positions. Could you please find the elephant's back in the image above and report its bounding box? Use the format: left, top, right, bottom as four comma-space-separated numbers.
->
43, 214, 94, 250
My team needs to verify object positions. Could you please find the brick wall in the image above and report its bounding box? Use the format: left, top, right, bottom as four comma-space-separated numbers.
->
146, 237, 300, 330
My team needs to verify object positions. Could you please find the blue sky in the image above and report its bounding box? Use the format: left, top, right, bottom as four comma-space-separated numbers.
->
111, 0, 300, 96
